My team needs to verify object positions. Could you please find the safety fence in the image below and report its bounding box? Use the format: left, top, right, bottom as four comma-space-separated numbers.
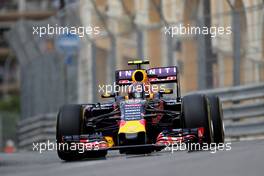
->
16, 83, 264, 149
5, 4, 80, 121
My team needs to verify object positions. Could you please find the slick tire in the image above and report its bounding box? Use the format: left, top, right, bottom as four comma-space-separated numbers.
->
56, 104, 107, 161
56, 104, 83, 161
207, 95, 225, 144
183, 94, 213, 144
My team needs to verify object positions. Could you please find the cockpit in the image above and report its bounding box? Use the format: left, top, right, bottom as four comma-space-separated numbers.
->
128, 82, 145, 99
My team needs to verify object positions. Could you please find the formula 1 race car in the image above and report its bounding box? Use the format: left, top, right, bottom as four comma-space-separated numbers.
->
56, 60, 225, 161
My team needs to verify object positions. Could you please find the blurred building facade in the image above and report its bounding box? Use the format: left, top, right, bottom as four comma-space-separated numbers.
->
0, 0, 59, 97
4, 0, 264, 118
0, 0, 77, 150
79, 0, 264, 103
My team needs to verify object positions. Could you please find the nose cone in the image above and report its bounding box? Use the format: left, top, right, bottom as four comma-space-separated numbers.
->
125, 133, 138, 139
118, 120, 146, 134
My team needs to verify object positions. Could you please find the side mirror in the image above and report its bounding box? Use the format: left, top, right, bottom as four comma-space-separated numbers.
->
159, 89, 173, 95
101, 93, 116, 98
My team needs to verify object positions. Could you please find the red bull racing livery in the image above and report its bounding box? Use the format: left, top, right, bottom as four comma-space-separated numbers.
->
56, 60, 225, 161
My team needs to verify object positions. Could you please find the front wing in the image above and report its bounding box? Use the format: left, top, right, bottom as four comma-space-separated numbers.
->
60, 127, 205, 152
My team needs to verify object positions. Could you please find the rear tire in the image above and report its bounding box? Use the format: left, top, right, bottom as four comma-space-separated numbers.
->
207, 95, 225, 144
183, 94, 213, 144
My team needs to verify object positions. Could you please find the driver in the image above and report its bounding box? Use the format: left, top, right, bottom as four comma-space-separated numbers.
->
128, 82, 145, 99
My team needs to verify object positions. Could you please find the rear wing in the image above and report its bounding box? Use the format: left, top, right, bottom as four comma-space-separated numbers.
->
115, 69, 136, 85
147, 66, 177, 84
115, 66, 178, 85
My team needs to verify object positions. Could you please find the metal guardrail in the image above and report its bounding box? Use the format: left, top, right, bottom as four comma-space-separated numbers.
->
17, 113, 56, 149
197, 83, 264, 139
17, 83, 264, 149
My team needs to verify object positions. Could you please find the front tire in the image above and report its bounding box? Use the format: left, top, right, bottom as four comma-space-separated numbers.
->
56, 104, 107, 161
56, 104, 83, 161
183, 94, 213, 144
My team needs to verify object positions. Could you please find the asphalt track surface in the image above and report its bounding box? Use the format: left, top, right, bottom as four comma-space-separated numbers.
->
1, 140, 264, 176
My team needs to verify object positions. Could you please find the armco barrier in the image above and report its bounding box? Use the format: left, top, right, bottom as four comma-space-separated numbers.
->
195, 83, 264, 139
17, 83, 264, 149
17, 113, 56, 149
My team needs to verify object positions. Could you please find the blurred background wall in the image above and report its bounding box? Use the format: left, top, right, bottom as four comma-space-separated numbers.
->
0, 0, 263, 150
